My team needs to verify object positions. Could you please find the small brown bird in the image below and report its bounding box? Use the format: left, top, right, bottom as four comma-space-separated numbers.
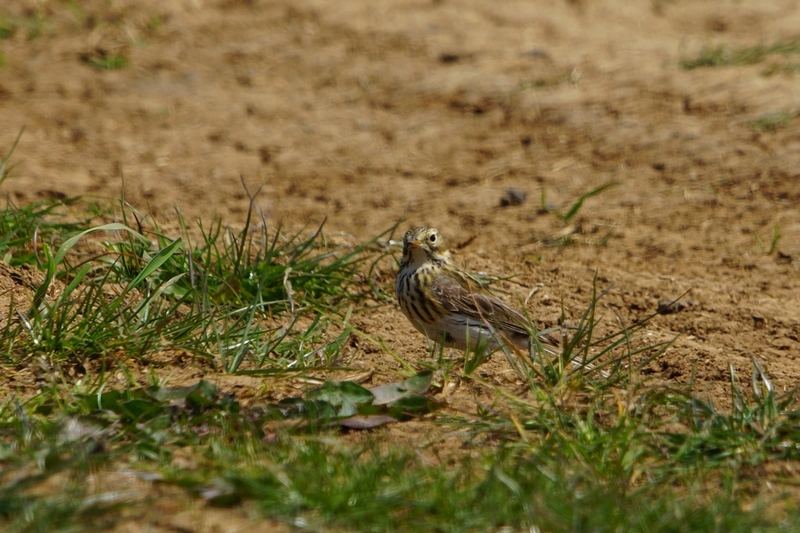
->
395, 226, 560, 356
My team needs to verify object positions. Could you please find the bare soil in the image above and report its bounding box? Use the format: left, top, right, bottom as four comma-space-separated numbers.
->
2, 0, 800, 530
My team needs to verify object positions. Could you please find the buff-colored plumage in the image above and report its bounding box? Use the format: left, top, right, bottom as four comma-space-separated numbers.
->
395, 226, 559, 355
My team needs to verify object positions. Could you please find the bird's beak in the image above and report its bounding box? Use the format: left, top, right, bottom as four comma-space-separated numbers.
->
408, 240, 422, 248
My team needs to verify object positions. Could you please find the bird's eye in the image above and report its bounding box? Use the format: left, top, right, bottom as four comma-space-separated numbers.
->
429, 234, 436, 243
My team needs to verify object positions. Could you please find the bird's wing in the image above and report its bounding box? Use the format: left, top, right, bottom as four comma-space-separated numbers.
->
430, 272, 560, 347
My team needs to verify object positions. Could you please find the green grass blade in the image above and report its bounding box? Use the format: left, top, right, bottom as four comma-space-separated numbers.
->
559, 182, 620, 223
126, 237, 183, 290
0, 126, 25, 187
52, 223, 149, 266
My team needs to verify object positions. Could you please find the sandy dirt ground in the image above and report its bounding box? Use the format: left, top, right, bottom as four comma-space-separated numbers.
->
2, 0, 800, 530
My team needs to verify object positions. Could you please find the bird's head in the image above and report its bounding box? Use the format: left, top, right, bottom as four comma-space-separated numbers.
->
401, 226, 449, 265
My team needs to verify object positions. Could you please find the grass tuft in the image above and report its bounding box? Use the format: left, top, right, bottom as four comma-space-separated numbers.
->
539, 182, 620, 246
80, 52, 128, 70
0, 12, 48, 41
681, 38, 800, 70
749, 111, 799, 132
1, 206, 387, 372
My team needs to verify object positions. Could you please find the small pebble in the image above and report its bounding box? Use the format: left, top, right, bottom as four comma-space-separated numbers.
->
499, 188, 527, 207
657, 298, 691, 315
